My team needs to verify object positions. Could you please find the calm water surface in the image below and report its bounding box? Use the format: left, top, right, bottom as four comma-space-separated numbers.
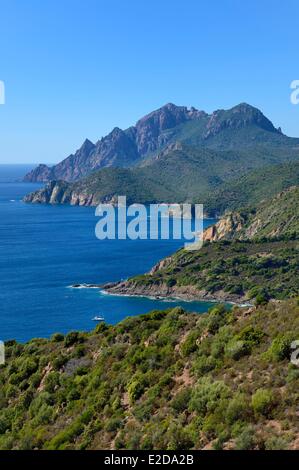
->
0, 165, 217, 342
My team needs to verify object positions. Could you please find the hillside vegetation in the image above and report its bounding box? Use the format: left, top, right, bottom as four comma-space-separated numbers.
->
204, 161, 299, 216
1, 300, 299, 450
106, 239, 299, 303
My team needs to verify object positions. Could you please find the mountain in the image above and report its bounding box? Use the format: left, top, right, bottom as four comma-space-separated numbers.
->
104, 187, 299, 303
23, 102, 299, 183
1, 299, 299, 449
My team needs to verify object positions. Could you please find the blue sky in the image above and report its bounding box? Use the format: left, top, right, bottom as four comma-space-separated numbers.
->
0, 0, 298, 164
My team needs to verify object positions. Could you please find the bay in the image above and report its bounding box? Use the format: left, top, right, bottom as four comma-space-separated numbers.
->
0, 165, 217, 342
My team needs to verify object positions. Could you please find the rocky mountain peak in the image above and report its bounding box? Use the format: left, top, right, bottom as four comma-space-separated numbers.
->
80, 138, 95, 152
23, 102, 293, 183
204, 102, 279, 139
135, 103, 206, 155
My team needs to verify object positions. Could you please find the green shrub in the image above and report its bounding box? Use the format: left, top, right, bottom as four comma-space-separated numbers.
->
5, 384, 18, 398
265, 436, 288, 450
20, 357, 39, 378
51, 333, 64, 342
64, 331, 82, 347
226, 284, 244, 295
180, 331, 199, 356
94, 323, 108, 334
266, 334, 292, 361
255, 293, 269, 306
68, 388, 81, 401
166, 278, 177, 288
193, 355, 218, 374
189, 377, 230, 416
165, 423, 193, 450
236, 326, 264, 347
226, 394, 249, 424
32, 404, 54, 426
171, 387, 191, 413
207, 305, 228, 334
251, 389, 274, 416
127, 377, 146, 403
105, 417, 123, 433
210, 326, 232, 358
44, 372, 60, 393
286, 366, 299, 383
52, 354, 68, 370
235, 426, 256, 450
0, 411, 12, 434
225, 339, 250, 360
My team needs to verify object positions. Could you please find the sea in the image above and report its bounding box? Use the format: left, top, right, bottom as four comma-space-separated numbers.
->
0, 164, 218, 342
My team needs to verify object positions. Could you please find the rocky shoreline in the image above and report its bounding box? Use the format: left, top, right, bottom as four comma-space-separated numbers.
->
71, 281, 252, 306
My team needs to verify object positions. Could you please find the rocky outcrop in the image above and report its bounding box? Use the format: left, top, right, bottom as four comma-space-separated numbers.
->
102, 280, 247, 303
23, 180, 108, 206
202, 186, 299, 242
134, 103, 206, 155
23, 181, 69, 204
202, 212, 246, 241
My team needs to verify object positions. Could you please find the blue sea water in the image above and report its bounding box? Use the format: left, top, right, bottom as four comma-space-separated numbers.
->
0, 165, 218, 342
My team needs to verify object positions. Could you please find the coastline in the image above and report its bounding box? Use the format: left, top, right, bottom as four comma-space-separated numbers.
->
70, 281, 253, 307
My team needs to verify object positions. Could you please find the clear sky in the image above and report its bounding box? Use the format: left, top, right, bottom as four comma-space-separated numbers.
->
0, 0, 298, 164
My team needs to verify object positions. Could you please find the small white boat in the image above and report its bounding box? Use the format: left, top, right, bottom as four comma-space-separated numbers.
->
92, 316, 105, 322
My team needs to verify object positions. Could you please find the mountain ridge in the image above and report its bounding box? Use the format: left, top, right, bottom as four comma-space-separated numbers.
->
24, 102, 296, 183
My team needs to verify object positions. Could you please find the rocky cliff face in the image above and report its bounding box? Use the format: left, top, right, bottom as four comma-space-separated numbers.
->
23, 180, 109, 206
23, 102, 285, 183
202, 186, 299, 241
134, 103, 206, 155
203, 212, 246, 241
